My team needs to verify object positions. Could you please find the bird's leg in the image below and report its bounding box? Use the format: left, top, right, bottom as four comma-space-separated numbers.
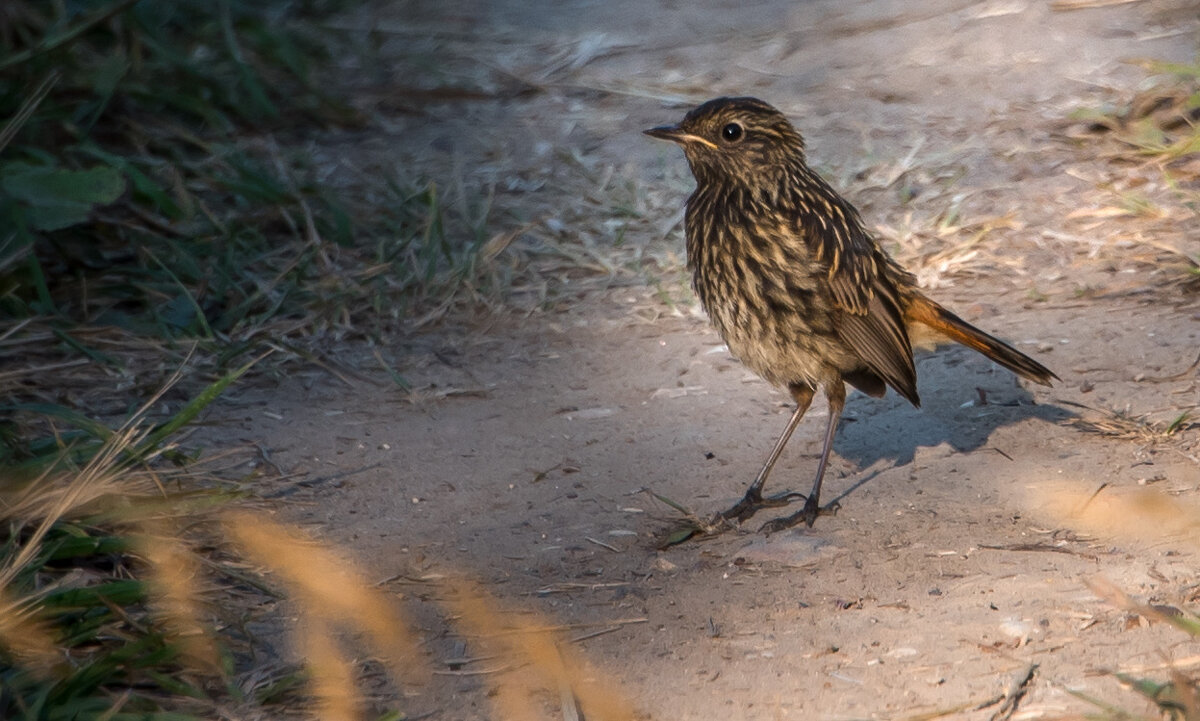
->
760, 382, 846, 533
714, 384, 815, 525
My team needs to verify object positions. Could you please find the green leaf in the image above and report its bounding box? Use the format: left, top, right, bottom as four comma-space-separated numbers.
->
1114, 672, 1191, 715
659, 526, 699, 548
143, 669, 208, 699
0, 162, 127, 231
3, 403, 115, 442
80, 147, 183, 219
2, 163, 126, 207
647, 490, 693, 515
160, 293, 199, 332
46, 533, 133, 561
24, 198, 94, 232
79, 52, 131, 131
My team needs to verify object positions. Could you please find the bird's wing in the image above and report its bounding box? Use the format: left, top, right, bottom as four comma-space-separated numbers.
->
796, 190, 919, 405
835, 281, 919, 406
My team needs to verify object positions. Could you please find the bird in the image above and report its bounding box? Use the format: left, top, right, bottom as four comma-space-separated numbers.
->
644, 97, 1057, 532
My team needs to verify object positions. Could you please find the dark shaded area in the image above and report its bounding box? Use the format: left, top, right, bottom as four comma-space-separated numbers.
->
836, 346, 1073, 471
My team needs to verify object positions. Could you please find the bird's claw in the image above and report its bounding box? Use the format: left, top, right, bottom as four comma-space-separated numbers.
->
712, 489, 806, 526
758, 498, 841, 534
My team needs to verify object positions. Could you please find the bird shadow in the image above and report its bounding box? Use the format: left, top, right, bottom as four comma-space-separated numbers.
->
826, 348, 1073, 489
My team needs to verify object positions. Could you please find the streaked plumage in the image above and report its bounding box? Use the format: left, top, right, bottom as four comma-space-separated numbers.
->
646, 97, 1056, 530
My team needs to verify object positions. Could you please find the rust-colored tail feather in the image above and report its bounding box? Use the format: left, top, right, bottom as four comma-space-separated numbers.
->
905, 295, 1058, 386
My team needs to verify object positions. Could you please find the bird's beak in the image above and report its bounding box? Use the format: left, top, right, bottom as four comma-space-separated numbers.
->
644, 125, 717, 149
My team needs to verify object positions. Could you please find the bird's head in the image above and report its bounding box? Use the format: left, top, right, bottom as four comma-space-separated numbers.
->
644, 97, 807, 183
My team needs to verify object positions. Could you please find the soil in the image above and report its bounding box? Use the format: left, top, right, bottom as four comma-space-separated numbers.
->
205, 1, 1200, 718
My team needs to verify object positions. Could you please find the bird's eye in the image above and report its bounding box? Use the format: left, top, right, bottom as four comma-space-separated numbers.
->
721, 122, 743, 142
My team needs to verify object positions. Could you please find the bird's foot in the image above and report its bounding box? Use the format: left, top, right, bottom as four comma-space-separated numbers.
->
711, 488, 807, 528
758, 497, 841, 534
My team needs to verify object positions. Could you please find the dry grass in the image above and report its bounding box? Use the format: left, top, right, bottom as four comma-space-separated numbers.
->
0, 6, 660, 717
0, 372, 248, 714
1062, 400, 1198, 444
444, 579, 638, 721
1041, 486, 1200, 545
4, 3, 1194, 718
1062, 56, 1200, 288
222, 509, 428, 717
0, 370, 641, 718
1036, 485, 1200, 719
0, 586, 59, 676
2, 465, 643, 719
137, 524, 222, 675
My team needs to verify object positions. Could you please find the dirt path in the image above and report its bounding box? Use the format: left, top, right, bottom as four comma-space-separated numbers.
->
211, 2, 1199, 718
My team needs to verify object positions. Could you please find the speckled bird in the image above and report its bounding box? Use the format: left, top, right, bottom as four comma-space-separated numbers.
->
645, 97, 1057, 531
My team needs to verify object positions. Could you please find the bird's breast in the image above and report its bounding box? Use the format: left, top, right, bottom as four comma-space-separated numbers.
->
684, 195, 847, 387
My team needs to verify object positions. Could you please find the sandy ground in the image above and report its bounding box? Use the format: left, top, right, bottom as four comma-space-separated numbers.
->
207, 1, 1199, 718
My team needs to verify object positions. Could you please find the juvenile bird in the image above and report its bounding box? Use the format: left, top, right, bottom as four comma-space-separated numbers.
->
645, 97, 1057, 531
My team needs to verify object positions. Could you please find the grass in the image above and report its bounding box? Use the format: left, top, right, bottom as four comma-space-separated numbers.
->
0, 4, 646, 718
0, 370, 255, 720
1064, 402, 1199, 444
0, 370, 640, 720
1039, 487, 1200, 720
0, 0, 501, 412
1069, 55, 1200, 288
1060, 60, 1200, 713
0, 2, 489, 718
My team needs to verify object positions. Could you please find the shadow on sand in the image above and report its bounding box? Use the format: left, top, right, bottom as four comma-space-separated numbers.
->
819, 347, 1074, 505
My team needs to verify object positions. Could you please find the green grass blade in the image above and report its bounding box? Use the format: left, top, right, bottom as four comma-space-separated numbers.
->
42, 579, 146, 609
0, 0, 140, 72
131, 351, 270, 459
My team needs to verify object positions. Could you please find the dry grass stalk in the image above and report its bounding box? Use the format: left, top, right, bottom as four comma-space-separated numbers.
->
1085, 576, 1200, 715
445, 578, 637, 721
0, 367, 244, 685
222, 510, 428, 717
137, 522, 221, 674
0, 586, 59, 675
2, 392, 639, 718
1039, 488, 1200, 717
0, 402, 174, 607
300, 616, 361, 721
1038, 486, 1200, 546
1051, 0, 1150, 11
0, 403, 167, 678
1066, 404, 1196, 443
0, 423, 154, 538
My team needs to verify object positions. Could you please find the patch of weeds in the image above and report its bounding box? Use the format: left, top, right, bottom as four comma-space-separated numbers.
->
0, 380, 638, 720
1115, 190, 1166, 219
1040, 485, 1200, 720
0, 4, 495, 718
1025, 286, 1049, 303
1068, 56, 1200, 286
1064, 401, 1197, 444
1067, 578, 1200, 720
0, 362, 428, 720
0, 1, 498, 409
0, 5, 640, 718
0, 366, 258, 720
1071, 58, 1200, 160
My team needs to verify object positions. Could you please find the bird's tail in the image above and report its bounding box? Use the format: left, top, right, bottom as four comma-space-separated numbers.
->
904, 295, 1058, 386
